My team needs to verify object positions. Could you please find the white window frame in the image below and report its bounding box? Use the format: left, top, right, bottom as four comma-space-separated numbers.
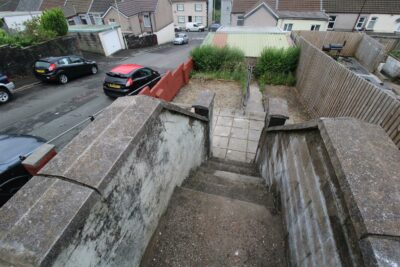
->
355, 16, 367, 30
237, 15, 244, 26
178, 16, 185, 23
283, 23, 293, 31
195, 3, 202, 12
195, 16, 202, 23
328, 15, 336, 30
311, 24, 321, 31
143, 14, 151, 27
92, 13, 103, 25
366, 16, 378, 30
177, 4, 184, 11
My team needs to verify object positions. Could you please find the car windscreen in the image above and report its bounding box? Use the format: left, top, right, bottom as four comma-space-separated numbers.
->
35, 61, 50, 69
105, 72, 129, 84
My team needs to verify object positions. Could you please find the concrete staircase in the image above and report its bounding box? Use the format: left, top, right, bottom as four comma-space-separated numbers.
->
141, 158, 286, 267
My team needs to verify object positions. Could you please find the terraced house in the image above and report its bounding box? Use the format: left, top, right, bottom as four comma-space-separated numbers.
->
222, 0, 400, 33
172, 0, 208, 28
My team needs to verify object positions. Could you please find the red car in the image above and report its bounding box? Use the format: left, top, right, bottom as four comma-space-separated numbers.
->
103, 64, 161, 98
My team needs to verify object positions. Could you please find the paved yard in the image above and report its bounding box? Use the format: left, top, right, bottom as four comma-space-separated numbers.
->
212, 108, 265, 163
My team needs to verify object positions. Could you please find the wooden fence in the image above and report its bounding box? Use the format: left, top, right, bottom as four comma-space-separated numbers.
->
295, 36, 400, 148
291, 31, 363, 56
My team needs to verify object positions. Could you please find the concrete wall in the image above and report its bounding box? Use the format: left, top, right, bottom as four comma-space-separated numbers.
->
71, 32, 104, 55
172, 1, 208, 27
243, 6, 277, 27
0, 36, 81, 75
0, 96, 210, 267
382, 55, 400, 79
278, 19, 328, 31
154, 23, 174, 44
355, 34, 387, 73
256, 118, 400, 267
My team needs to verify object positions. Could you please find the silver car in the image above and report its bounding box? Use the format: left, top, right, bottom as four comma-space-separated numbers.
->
0, 72, 15, 104
174, 33, 189, 45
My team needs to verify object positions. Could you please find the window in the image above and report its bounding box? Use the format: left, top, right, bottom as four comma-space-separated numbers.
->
195, 16, 202, 23
143, 14, 151, 27
328, 16, 336, 30
177, 4, 184, 11
91, 14, 103, 25
133, 68, 152, 78
178, 16, 185, 23
283, 23, 293, 31
355, 16, 367, 30
57, 58, 70, 66
80, 15, 88, 25
69, 56, 84, 64
195, 3, 202, 12
108, 18, 116, 25
237, 15, 244, 26
366, 17, 378, 30
311, 24, 320, 31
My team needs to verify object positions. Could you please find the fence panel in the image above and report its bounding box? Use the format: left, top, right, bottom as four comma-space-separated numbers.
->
295, 37, 400, 148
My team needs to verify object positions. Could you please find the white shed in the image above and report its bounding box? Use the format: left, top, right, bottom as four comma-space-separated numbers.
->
0, 11, 42, 32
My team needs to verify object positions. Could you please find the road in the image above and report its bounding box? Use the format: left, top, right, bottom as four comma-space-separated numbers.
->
0, 32, 206, 149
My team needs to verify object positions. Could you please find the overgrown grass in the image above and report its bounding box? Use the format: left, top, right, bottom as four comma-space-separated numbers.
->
255, 46, 300, 89
190, 45, 247, 90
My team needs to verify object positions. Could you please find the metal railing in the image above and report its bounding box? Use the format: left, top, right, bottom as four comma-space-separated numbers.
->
47, 73, 166, 145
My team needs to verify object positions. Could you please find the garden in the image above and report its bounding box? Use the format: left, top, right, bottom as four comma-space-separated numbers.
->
0, 8, 68, 48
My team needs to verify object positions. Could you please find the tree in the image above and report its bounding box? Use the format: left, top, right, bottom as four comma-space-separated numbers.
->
40, 8, 68, 36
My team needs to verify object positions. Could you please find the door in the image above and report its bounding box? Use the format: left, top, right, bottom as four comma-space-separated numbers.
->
68, 56, 86, 78
188, 16, 192, 22
101, 30, 123, 56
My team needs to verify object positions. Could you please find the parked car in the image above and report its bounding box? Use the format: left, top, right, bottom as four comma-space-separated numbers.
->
0, 72, 15, 104
103, 64, 161, 98
174, 25, 183, 32
186, 22, 205, 32
0, 134, 51, 207
209, 23, 221, 32
33, 56, 98, 84
174, 33, 189, 45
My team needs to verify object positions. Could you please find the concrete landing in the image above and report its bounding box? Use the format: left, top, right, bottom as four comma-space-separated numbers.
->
245, 83, 265, 114
141, 187, 286, 267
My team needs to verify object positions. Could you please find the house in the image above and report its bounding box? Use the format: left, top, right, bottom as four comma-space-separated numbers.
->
0, 11, 42, 31
323, 0, 400, 33
229, 0, 328, 31
172, 0, 208, 28
102, 0, 174, 44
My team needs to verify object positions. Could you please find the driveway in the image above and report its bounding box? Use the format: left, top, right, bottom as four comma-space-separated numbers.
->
0, 32, 206, 149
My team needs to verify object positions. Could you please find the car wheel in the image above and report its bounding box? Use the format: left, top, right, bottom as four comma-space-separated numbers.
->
59, 74, 68, 84
0, 88, 11, 104
91, 66, 98, 75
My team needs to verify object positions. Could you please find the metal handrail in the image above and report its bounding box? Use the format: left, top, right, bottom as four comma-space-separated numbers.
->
46, 73, 166, 145
241, 65, 253, 108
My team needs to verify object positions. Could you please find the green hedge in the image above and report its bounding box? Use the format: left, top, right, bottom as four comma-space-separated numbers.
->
190, 45, 247, 89
0, 8, 66, 48
255, 46, 300, 88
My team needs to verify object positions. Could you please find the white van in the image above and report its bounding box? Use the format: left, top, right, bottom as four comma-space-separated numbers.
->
186, 22, 205, 32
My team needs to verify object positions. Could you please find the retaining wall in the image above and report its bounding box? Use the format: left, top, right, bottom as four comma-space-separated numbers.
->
125, 34, 158, 49
0, 36, 81, 76
256, 118, 400, 267
140, 58, 193, 101
0, 96, 209, 266
294, 35, 400, 148
70, 32, 104, 55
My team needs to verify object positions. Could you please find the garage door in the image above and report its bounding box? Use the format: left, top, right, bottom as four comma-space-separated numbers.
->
101, 30, 123, 56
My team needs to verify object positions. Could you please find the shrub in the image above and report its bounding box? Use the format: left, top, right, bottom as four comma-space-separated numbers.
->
191, 45, 245, 72
40, 8, 68, 36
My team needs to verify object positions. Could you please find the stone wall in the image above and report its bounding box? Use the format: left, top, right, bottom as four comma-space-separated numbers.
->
70, 32, 104, 55
256, 118, 400, 267
0, 96, 210, 267
124, 34, 158, 50
0, 36, 81, 76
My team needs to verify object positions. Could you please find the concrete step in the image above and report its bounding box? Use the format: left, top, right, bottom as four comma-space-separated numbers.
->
182, 169, 274, 208
141, 187, 286, 267
205, 157, 259, 177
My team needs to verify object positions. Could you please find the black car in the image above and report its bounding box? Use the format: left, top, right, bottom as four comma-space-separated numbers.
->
33, 55, 98, 84
0, 72, 15, 104
209, 23, 221, 32
0, 135, 47, 207
103, 64, 161, 98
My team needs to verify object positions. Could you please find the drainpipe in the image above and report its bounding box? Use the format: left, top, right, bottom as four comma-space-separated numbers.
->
275, 0, 278, 10
352, 0, 367, 32
115, 0, 128, 49
149, 12, 154, 33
